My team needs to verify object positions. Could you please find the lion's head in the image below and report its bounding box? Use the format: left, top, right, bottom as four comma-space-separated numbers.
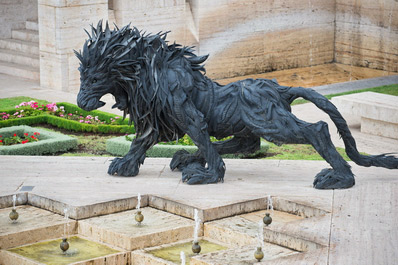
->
75, 21, 141, 115
75, 21, 208, 139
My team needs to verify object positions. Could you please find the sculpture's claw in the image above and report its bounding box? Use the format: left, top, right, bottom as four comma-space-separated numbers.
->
313, 168, 355, 189
170, 150, 205, 171
108, 157, 139, 177
170, 150, 191, 171
181, 162, 222, 184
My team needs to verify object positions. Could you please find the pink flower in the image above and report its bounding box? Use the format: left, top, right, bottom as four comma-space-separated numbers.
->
38, 108, 43, 111
46, 102, 58, 112
17, 115, 23, 118
85, 121, 91, 124
13, 112, 19, 116
79, 120, 84, 123
86, 115, 93, 119
59, 114, 64, 117
15, 105, 19, 108
68, 113, 72, 116
115, 116, 120, 119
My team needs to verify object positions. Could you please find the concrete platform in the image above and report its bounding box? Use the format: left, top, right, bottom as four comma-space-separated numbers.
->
0, 156, 397, 264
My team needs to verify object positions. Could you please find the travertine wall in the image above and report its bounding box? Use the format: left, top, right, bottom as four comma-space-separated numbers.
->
335, 0, 398, 73
193, 0, 336, 79
0, 0, 38, 38
34, 0, 397, 92
112, 0, 198, 47
38, 0, 108, 92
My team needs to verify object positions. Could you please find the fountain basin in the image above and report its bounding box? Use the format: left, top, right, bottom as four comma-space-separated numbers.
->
0, 205, 76, 249
78, 207, 195, 250
1, 236, 128, 265
132, 238, 228, 265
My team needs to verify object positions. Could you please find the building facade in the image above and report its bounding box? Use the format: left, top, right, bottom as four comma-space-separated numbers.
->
0, 0, 397, 92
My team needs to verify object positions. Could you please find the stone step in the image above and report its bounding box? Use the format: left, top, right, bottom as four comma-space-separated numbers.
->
0, 61, 39, 81
25, 20, 39, 31
11, 29, 39, 43
0, 38, 39, 55
0, 48, 40, 68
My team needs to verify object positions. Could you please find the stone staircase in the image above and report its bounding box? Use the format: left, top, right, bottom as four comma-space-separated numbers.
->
0, 20, 40, 81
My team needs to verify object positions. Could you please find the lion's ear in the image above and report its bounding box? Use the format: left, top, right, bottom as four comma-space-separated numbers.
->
74, 50, 83, 63
151, 37, 162, 51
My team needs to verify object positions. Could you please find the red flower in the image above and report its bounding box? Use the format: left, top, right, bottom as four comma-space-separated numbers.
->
0, 135, 2, 137
0, 140, 2, 143
34, 132, 40, 135
31, 135, 36, 139
13, 133, 17, 137
21, 140, 29, 144
24, 133, 29, 136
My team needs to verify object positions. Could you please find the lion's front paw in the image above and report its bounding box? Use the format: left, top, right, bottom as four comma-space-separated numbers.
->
181, 162, 223, 184
313, 168, 355, 189
108, 157, 139, 177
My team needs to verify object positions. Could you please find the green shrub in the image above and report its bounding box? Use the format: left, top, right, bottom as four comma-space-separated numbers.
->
0, 126, 78, 155
0, 102, 135, 134
106, 135, 269, 158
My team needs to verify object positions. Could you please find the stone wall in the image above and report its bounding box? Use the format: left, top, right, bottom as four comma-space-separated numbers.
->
38, 0, 108, 92
0, 0, 38, 38
32, 0, 398, 92
193, 0, 336, 79
112, 0, 198, 47
335, 0, 398, 73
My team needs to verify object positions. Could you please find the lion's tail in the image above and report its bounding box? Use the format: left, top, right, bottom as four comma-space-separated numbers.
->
285, 86, 398, 169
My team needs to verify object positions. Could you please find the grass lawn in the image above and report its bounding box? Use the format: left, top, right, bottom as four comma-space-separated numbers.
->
35, 125, 119, 156
292, 84, 398, 105
0, 96, 49, 110
264, 142, 351, 160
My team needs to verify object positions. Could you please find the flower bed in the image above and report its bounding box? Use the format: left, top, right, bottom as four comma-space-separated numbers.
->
0, 101, 134, 134
106, 135, 270, 158
0, 131, 40, 145
0, 126, 78, 155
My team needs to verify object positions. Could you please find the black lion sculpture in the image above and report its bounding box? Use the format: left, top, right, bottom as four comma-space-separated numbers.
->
76, 21, 398, 189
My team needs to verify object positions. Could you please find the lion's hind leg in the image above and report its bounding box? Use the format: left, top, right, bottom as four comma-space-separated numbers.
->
254, 115, 355, 189
304, 121, 355, 189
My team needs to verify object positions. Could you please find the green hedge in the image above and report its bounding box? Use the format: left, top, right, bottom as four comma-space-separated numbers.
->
0, 125, 78, 155
106, 135, 270, 158
0, 102, 135, 134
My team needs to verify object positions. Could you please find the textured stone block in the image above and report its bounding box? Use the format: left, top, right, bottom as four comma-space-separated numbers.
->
332, 92, 398, 139
78, 207, 195, 251
0, 206, 77, 249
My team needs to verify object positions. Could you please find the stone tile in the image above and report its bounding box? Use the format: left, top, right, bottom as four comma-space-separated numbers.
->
79, 207, 195, 251
0, 205, 76, 249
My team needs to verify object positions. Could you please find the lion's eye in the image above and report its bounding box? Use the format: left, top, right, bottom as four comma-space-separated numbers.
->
92, 78, 97, 84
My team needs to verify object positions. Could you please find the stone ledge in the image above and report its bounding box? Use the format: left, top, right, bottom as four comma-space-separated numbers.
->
332, 92, 398, 139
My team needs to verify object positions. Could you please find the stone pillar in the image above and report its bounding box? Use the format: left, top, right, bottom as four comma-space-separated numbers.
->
38, 0, 108, 93
335, 0, 398, 73
112, 0, 196, 46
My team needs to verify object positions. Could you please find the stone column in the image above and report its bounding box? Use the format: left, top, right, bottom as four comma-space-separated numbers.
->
112, 0, 196, 46
38, 0, 108, 92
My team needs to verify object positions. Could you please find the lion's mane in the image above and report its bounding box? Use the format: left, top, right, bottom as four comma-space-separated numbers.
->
75, 21, 208, 140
